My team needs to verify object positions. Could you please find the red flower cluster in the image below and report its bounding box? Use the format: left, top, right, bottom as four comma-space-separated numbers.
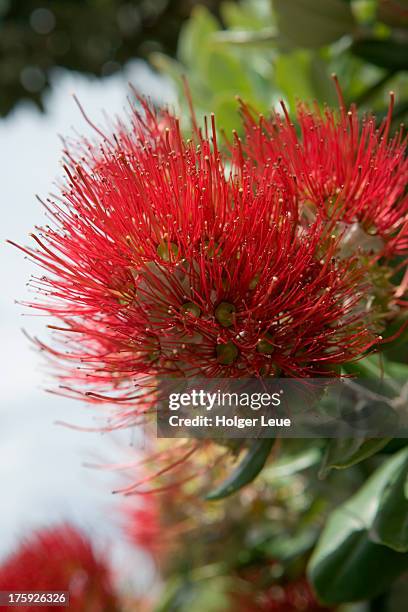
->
0, 525, 119, 611
241, 81, 408, 259
12, 93, 387, 409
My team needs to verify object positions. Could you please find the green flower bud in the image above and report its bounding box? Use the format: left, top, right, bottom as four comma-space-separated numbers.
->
216, 341, 239, 365
215, 302, 235, 327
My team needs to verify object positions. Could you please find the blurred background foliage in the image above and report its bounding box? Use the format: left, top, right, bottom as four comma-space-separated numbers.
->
0, 0, 223, 116
2, 1, 407, 124
151, 0, 408, 132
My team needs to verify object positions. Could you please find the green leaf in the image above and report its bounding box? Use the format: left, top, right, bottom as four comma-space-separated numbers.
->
275, 51, 316, 108
264, 447, 321, 480
204, 49, 253, 96
309, 54, 337, 105
320, 438, 391, 476
273, 0, 355, 49
205, 438, 274, 501
149, 52, 184, 89
310, 531, 408, 604
342, 355, 401, 396
371, 450, 408, 552
154, 574, 231, 612
221, 1, 268, 31
149, 52, 213, 126
342, 355, 382, 378
338, 605, 371, 612
177, 6, 219, 71
264, 528, 317, 562
308, 447, 408, 604
275, 50, 334, 107
212, 93, 242, 135
212, 28, 278, 47
351, 39, 408, 71
382, 317, 408, 358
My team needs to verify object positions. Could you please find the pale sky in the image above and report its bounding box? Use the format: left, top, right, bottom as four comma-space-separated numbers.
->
0, 60, 174, 593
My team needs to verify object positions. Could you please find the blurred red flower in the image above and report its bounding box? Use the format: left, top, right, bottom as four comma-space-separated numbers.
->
0, 525, 119, 612
124, 494, 162, 559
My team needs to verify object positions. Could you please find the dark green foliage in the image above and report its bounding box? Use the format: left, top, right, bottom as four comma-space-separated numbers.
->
0, 0, 223, 116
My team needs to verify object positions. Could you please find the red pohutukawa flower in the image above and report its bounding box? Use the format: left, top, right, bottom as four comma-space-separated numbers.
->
124, 494, 163, 559
241, 79, 408, 259
12, 98, 379, 410
0, 524, 119, 611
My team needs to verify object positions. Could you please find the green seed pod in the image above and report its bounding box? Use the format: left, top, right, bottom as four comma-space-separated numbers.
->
216, 341, 239, 365
204, 240, 220, 258
249, 273, 260, 290
182, 302, 201, 317
215, 302, 236, 327
257, 335, 274, 354
157, 241, 179, 262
